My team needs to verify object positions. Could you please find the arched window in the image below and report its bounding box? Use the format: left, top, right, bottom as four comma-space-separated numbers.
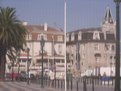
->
93, 31, 100, 40
78, 32, 82, 40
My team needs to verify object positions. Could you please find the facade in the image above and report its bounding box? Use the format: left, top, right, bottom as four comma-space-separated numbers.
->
6, 7, 117, 77
66, 7, 116, 76
6, 23, 65, 75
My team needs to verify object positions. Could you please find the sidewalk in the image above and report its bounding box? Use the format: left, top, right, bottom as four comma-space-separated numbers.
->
0, 81, 64, 91
30, 82, 64, 91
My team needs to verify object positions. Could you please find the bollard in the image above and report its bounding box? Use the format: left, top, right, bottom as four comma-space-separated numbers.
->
53, 79, 55, 88
83, 80, 87, 91
71, 79, 73, 90
67, 79, 69, 89
58, 79, 59, 88
76, 80, 78, 91
112, 78, 113, 86
53, 79, 56, 88
46, 78, 47, 86
92, 78, 94, 91
48, 78, 50, 87
61, 79, 63, 88
108, 80, 109, 86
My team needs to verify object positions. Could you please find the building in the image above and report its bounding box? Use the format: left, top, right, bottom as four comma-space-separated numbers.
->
66, 7, 116, 77
6, 23, 65, 76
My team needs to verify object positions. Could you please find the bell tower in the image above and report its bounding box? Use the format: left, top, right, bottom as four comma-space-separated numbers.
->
101, 7, 116, 35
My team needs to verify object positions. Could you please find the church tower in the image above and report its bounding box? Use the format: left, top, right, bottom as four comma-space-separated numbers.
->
101, 7, 116, 35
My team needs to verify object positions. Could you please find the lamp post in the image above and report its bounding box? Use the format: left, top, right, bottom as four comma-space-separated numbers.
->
64, 0, 67, 91
114, 0, 121, 91
17, 51, 20, 79
40, 35, 45, 88
27, 47, 30, 85
52, 35, 56, 87
11, 61, 14, 81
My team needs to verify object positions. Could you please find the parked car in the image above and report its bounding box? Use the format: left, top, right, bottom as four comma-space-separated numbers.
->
5, 73, 20, 81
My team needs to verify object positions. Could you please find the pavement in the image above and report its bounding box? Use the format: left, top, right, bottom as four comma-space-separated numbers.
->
0, 81, 63, 91
0, 81, 114, 91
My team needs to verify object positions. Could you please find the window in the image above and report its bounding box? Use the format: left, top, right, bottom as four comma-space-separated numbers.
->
57, 35, 63, 41
93, 31, 100, 40
22, 60, 26, 63
26, 34, 32, 40
94, 43, 99, 51
43, 34, 47, 40
78, 32, 82, 40
110, 56, 112, 59
71, 45, 74, 53
105, 44, 111, 51
111, 45, 115, 51
36, 60, 41, 63
37, 33, 47, 40
58, 44, 62, 54
71, 33, 74, 41
66, 33, 69, 41
29, 34, 32, 40
95, 57, 100, 63
37, 34, 41, 40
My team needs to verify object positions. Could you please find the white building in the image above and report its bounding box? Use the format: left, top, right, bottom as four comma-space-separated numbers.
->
6, 23, 65, 75
66, 7, 116, 77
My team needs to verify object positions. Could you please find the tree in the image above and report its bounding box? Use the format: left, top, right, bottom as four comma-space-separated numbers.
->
0, 7, 27, 80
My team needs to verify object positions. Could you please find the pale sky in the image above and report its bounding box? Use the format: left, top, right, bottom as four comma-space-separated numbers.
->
1, 0, 120, 32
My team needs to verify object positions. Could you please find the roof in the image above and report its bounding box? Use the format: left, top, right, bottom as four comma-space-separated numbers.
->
66, 27, 115, 43
68, 27, 102, 34
24, 25, 64, 41
25, 25, 63, 34
102, 7, 114, 24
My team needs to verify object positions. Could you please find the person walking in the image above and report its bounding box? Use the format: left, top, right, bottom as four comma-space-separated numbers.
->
49, 70, 55, 87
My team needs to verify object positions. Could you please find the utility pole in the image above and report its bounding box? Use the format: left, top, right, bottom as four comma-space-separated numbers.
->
114, 0, 121, 91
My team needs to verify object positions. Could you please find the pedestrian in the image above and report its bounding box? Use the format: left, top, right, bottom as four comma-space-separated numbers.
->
49, 70, 55, 87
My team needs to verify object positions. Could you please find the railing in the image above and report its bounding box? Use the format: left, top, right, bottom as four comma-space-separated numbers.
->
22, 76, 116, 91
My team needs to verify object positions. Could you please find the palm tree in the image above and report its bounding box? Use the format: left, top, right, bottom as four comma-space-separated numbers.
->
0, 7, 27, 80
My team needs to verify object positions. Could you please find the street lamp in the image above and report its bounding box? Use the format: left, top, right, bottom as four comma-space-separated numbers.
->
17, 51, 20, 79
40, 35, 45, 88
27, 47, 30, 85
114, 0, 121, 91
11, 61, 14, 81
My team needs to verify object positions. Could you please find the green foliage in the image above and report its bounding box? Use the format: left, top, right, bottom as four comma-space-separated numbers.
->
0, 7, 27, 80
0, 7, 27, 60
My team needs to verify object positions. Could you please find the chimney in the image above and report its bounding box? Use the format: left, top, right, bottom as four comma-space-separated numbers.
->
22, 22, 28, 26
44, 23, 48, 31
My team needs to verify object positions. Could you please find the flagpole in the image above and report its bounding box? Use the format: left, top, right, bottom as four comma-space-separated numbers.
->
64, 0, 67, 91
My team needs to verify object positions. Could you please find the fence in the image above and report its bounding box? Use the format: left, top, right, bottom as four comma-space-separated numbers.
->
30, 76, 116, 91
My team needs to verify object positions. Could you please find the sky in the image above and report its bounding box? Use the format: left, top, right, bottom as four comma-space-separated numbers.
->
0, 0, 121, 32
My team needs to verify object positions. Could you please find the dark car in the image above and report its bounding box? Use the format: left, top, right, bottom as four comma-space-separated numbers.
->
100, 76, 111, 81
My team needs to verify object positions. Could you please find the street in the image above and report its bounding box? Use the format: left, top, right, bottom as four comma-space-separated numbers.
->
0, 81, 58, 91
0, 81, 114, 91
